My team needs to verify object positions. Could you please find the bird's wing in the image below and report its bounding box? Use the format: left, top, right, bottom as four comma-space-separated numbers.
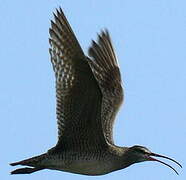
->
88, 30, 124, 145
49, 8, 107, 152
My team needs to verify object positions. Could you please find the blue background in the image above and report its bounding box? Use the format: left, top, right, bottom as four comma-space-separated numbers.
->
1, 0, 185, 179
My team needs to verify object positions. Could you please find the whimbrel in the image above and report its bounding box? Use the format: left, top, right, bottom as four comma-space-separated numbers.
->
10, 7, 182, 175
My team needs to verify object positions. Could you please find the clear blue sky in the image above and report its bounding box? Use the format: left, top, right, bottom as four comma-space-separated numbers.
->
1, 0, 185, 179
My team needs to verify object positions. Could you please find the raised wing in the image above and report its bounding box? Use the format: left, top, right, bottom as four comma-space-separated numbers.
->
49, 8, 107, 151
88, 30, 124, 145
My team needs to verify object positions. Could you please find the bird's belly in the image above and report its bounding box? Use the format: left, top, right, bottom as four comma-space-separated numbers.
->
48, 158, 114, 175
66, 160, 112, 175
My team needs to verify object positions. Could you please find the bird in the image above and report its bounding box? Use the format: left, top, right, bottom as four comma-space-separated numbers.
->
10, 7, 182, 176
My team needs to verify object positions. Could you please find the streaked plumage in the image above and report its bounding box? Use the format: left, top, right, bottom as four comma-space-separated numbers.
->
10, 7, 181, 176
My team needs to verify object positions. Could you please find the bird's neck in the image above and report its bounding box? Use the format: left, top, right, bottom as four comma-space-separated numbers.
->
108, 145, 135, 169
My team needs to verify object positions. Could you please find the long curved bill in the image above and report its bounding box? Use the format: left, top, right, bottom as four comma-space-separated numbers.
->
148, 153, 182, 175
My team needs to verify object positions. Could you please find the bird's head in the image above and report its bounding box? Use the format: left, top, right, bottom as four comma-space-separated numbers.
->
123, 145, 182, 174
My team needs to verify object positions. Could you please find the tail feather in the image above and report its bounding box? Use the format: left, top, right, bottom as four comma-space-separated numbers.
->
10, 154, 46, 166
10, 154, 46, 175
11, 167, 44, 174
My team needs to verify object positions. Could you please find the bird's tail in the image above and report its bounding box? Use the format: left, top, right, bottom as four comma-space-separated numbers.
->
10, 154, 46, 174
10, 167, 44, 174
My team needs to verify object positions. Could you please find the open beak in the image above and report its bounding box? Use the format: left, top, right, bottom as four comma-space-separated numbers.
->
147, 153, 182, 175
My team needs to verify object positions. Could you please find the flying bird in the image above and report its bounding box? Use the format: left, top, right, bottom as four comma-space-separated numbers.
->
10, 7, 182, 176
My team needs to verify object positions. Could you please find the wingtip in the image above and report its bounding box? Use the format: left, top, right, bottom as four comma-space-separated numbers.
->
100, 28, 109, 36
105, 28, 109, 35
59, 6, 63, 13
